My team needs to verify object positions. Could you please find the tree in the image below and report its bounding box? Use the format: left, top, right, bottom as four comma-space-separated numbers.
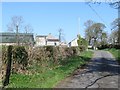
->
24, 24, 33, 33
86, 0, 120, 9
109, 30, 118, 44
89, 22, 106, 49
111, 18, 120, 45
99, 32, 108, 46
84, 20, 106, 49
77, 34, 81, 46
84, 20, 94, 45
109, 1, 120, 9
87, 1, 120, 45
7, 16, 34, 46
7, 16, 23, 45
77, 34, 88, 51
23, 24, 33, 46
58, 29, 62, 42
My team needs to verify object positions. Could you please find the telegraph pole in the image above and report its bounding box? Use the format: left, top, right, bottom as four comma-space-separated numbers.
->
78, 17, 80, 35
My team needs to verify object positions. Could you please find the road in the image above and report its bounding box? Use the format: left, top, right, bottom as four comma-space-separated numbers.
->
55, 50, 120, 88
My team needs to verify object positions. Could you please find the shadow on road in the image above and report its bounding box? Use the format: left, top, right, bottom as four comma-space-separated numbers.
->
85, 57, 120, 75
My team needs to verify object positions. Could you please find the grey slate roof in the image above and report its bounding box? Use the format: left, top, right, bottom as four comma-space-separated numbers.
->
0, 32, 34, 44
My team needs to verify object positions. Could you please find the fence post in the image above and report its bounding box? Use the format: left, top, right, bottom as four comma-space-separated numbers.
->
3, 45, 13, 87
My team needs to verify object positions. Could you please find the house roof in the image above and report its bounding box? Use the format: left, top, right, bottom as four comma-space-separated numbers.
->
0, 32, 33, 36
68, 37, 78, 44
36, 33, 60, 41
47, 39, 59, 41
36, 35, 47, 37
0, 32, 34, 43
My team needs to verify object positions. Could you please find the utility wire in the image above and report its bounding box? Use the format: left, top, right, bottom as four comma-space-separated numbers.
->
86, 3, 111, 30
87, 3, 106, 24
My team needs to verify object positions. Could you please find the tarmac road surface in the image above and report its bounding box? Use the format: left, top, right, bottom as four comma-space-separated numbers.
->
55, 50, 120, 88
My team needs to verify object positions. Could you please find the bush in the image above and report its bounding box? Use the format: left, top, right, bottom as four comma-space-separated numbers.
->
71, 47, 80, 56
97, 44, 120, 50
12, 46, 28, 67
44, 46, 54, 58
2, 46, 8, 64
1, 46, 28, 74
11, 46, 28, 74
1, 46, 8, 82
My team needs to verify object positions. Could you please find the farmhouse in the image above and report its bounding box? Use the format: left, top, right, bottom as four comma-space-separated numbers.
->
35, 33, 60, 46
0, 32, 34, 46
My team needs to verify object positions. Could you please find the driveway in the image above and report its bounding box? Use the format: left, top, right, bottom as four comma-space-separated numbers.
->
55, 50, 120, 88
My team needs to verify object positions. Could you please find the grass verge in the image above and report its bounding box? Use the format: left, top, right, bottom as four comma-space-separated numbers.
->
6, 50, 93, 88
107, 48, 120, 64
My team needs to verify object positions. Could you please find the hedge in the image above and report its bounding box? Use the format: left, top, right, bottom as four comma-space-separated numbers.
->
1, 45, 83, 78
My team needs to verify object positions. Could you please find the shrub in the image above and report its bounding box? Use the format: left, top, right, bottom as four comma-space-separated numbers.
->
52, 46, 61, 65
77, 35, 88, 51
12, 46, 28, 67
6, 46, 28, 74
71, 47, 79, 56
44, 46, 54, 58
1, 46, 8, 82
2, 46, 8, 64
97, 44, 120, 50
64, 47, 73, 58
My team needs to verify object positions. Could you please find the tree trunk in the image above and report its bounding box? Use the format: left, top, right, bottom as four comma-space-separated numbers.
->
16, 25, 19, 45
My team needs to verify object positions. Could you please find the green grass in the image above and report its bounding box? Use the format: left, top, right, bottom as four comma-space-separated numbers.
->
7, 50, 93, 88
108, 48, 120, 64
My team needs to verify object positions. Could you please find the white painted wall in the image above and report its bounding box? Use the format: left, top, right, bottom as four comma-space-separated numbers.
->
0, 43, 16, 46
47, 41, 59, 46
69, 38, 78, 47
35, 36, 60, 46
35, 37, 46, 46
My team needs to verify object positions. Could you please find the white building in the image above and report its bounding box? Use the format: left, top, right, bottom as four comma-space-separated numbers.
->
35, 33, 60, 46
68, 37, 78, 47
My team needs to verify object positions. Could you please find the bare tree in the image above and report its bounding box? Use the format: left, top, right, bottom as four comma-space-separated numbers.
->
58, 28, 66, 43
24, 24, 33, 34
7, 16, 23, 45
23, 24, 33, 46
58, 28, 62, 42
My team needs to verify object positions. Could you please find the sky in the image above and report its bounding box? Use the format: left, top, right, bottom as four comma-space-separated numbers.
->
1, 2, 118, 43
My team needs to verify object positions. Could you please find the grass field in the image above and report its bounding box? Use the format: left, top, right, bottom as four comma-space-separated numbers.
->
6, 50, 93, 88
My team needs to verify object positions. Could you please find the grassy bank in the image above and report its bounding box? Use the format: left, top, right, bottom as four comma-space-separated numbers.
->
108, 48, 120, 64
7, 50, 93, 88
